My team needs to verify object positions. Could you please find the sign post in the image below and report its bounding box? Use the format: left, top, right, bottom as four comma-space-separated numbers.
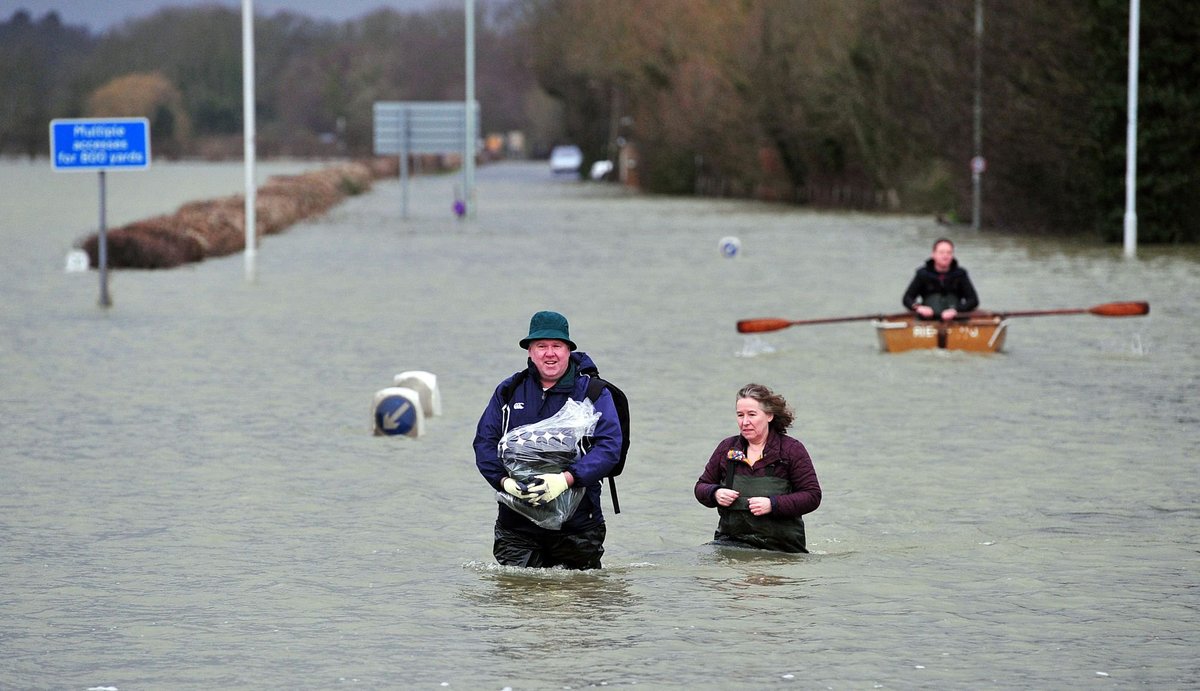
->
50, 117, 151, 307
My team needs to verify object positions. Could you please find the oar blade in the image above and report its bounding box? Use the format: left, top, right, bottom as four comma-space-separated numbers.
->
1088, 301, 1149, 317
737, 318, 794, 333
729, 316, 796, 333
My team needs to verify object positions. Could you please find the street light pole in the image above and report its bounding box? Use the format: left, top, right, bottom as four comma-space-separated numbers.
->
1123, 0, 1140, 258
464, 0, 476, 218
971, 0, 983, 231
242, 0, 257, 280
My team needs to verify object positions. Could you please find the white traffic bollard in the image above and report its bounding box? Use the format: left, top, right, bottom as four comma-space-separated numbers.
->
394, 370, 442, 417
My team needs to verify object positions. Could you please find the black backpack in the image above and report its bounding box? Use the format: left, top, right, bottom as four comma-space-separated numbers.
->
499, 365, 630, 513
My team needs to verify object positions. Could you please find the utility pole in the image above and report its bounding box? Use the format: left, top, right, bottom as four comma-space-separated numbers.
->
242, 0, 257, 280
971, 0, 984, 231
464, 0, 476, 218
1123, 0, 1140, 258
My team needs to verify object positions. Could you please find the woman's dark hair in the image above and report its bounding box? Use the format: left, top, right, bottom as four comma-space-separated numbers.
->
736, 383, 794, 434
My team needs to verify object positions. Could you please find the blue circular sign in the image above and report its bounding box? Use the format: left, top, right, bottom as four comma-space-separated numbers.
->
375, 395, 418, 436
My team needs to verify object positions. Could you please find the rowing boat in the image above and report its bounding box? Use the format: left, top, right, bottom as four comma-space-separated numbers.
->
872, 314, 1008, 353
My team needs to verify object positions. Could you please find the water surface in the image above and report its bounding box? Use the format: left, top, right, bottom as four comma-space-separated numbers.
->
2, 160, 1197, 689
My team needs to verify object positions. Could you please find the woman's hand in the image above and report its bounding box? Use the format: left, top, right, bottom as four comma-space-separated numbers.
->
714, 488, 740, 506
747, 497, 773, 516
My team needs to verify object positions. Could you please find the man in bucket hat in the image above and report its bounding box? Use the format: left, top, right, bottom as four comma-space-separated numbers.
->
473, 311, 623, 569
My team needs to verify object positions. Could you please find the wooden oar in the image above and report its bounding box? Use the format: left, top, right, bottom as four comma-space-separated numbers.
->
736, 301, 1149, 334
979, 301, 1150, 319
737, 312, 909, 333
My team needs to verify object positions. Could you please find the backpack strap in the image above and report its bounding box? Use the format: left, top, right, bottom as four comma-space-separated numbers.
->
584, 375, 606, 403
582, 375, 621, 514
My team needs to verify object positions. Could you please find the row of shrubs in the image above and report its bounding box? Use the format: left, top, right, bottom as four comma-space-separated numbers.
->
79, 157, 401, 269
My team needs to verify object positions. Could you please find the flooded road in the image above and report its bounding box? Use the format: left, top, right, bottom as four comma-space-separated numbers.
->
2, 159, 1197, 689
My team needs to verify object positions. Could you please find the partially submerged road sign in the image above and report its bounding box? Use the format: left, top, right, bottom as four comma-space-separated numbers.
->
373, 101, 480, 219
373, 102, 479, 155
50, 117, 151, 170
50, 116, 152, 308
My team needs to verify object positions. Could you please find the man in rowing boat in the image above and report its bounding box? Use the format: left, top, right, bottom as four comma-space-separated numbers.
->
903, 237, 980, 321
473, 310, 623, 569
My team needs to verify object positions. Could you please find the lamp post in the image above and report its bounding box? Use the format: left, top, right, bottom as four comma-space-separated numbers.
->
971, 0, 984, 231
1123, 0, 1140, 258
242, 0, 257, 280
463, 0, 476, 218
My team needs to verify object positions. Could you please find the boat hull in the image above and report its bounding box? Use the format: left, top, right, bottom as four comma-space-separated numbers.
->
873, 315, 1007, 353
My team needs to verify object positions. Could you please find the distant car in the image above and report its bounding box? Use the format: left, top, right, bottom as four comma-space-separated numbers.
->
589, 160, 614, 181
549, 145, 583, 175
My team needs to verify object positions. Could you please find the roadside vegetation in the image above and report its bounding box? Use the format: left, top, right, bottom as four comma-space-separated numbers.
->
2, 0, 1195, 242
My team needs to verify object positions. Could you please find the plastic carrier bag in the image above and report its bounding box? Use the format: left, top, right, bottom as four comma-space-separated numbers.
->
495, 398, 599, 530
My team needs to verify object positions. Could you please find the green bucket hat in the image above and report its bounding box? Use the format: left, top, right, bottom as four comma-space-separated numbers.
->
519, 310, 577, 350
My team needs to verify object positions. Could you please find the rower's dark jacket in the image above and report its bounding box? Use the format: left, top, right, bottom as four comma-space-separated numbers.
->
902, 258, 980, 313
474, 351, 622, 535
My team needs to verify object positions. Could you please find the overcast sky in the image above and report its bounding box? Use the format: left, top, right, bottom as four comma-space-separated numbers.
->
1, 0, 456, 33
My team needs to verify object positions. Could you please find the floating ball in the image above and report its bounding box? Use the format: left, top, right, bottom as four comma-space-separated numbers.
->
64, 249, 90, 273
719, 236, 741, 258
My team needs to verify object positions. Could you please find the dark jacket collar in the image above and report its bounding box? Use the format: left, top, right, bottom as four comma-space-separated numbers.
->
924, 258, 960, 273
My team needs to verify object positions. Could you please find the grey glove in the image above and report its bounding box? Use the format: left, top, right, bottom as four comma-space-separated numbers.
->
501, 477, 537, 500
526, 473, 570, 506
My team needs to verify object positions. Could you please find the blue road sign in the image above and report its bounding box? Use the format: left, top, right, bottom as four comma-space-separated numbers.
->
375, 394, 419, 436
50, 117, 151, 171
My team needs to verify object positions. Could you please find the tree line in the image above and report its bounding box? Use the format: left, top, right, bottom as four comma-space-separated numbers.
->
519, 0, 1197, 243
1, 1, 1195, 242
0, 4, 546, 158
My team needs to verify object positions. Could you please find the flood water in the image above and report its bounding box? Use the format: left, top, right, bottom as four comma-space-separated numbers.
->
2, 159, 1197, 689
